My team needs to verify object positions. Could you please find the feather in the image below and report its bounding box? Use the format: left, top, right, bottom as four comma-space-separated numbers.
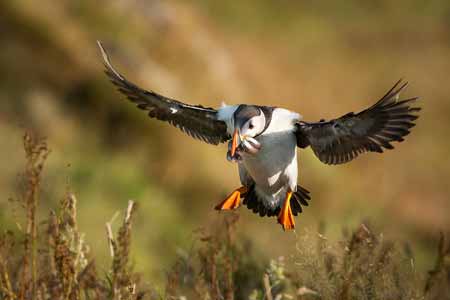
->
98, 41, 230, 145
296, 80, 420, 165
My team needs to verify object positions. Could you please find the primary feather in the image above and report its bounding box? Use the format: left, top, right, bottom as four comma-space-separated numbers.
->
296, 80, 420, 165
98, 41, 230, 145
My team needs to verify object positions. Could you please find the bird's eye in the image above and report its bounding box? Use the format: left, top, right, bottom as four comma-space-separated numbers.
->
249, 122, 254, 129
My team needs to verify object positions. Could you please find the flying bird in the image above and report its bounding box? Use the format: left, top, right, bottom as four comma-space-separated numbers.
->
97, 41, 420, 231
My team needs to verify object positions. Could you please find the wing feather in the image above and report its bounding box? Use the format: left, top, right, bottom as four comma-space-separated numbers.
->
296, 80, 420, 165
98, 41, 230, 145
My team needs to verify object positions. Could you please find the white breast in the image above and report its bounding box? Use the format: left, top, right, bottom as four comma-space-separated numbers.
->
242, 132, 298, 207
240, 108, 301, 207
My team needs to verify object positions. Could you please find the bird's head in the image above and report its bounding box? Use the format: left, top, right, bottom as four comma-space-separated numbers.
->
229, 105, 267, 160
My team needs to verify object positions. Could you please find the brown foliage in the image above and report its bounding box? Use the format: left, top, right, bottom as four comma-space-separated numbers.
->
0, 133, 449, 299
0, 133, 147, 300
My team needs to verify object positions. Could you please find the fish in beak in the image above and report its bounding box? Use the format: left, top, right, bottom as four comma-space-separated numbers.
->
228, 128, 262, 162
242, 137, 261, 154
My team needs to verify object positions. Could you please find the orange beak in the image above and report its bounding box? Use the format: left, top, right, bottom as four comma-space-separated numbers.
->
231, 129, 239, 157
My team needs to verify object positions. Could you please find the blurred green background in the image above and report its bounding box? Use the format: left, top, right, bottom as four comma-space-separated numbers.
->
0, 0, 449, 285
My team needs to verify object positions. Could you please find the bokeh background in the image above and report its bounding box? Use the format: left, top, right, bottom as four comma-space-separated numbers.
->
0, 0, 449, 285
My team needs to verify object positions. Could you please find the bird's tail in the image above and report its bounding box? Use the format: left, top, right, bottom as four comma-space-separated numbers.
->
243, 185, 311, 217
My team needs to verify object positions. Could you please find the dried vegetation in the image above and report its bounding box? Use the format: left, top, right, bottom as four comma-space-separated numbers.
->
0, 133, 448, 299
0, 133, 147, 300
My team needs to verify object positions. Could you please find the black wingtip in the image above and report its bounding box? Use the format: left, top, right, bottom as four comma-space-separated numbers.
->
97, 40, 108, 64
300, 79, 421, 165
97, 41, 124, 81
378, 79, 409, 104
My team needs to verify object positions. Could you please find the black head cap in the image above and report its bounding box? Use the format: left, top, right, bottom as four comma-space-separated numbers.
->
233, 105, 275, 136
233, 105, 261, 127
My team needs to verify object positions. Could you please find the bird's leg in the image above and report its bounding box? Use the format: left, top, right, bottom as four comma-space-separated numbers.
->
278, 190, 295, 231
215, 186, 248, 210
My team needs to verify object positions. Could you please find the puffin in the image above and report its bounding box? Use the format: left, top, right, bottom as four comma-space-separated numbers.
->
98, 41, 420, 231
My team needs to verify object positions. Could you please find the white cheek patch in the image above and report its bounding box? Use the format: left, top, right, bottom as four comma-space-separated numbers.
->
243, 114, 266, 137
253, 113, 266, 135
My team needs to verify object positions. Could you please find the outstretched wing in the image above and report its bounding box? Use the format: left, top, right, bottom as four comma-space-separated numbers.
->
98, 41, 230, 145
296, 80, 420, 165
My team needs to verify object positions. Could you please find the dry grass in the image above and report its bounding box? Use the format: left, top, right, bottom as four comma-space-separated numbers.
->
162, 218, 450, 300
0, 133, 148, 300
0, 133, 448, 299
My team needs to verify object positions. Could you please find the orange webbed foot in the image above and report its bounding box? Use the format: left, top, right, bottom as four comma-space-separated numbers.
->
278, 191, 295, 231
215, 186, 248, 210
